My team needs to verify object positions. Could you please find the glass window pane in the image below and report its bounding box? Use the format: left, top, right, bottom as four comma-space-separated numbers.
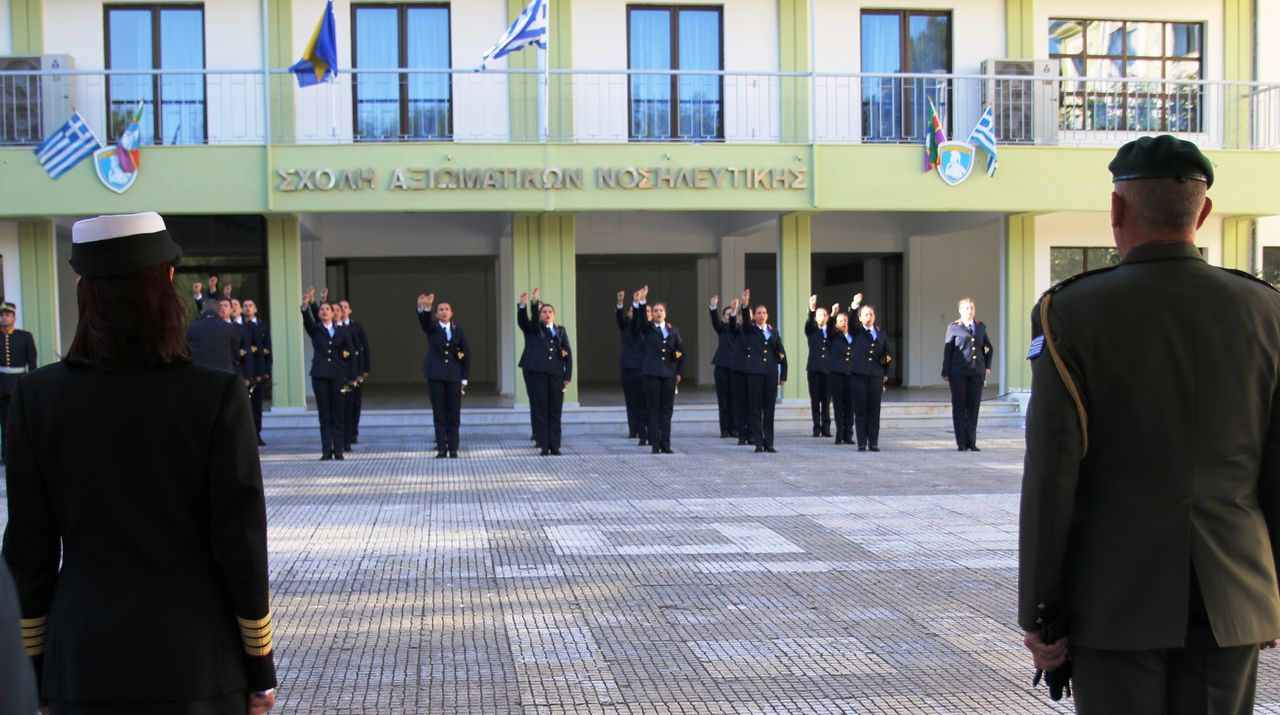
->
355, 7, 401, 140
861, 14, 901, 73
159, 9, 205, 145
1168, 23, 1202, 58
1087, 20, 1125, 56
1050, 248, 1085, 283
677, 9, 720, 141
107, 9, 155, 145
907, 14, 948, 72
1084, 247, 1120, 270
407, 7, 451, 140
629, 9, 671, 140
1263, 248, 1280, 286
861, 13, 901, 142
1126, 21, 1162, 57
1049, 20, 1083, 55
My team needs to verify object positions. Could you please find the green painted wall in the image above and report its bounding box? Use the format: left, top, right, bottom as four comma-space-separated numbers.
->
778, 0, 809, 142
1005, 215, 1036, 392
512, 213, 577, 404
266, 215, 305, 408
1222, 217, 1255, 271
778, 213, 810, 401
1224, 0, 1255, 148
10, 0, 42, 55
1005, 0, 1034, 59
17, 219, 56, 365
506, 0, 571, 140
267, 0, 295, 142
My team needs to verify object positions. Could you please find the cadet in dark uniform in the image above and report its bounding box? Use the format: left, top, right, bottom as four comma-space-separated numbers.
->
850, 304, 893, 452
517, 289, 543, 445
302, 288, 356, 460
186, 300, 239, 373
0, 302, 37, 464
417, 293, 470, 458
340, 300, 370, 447
631, 286, 684, 454
803, 295, 833, 438
1020, 136, 1280, 714
826, 309, 856, 445
0, 561, 38, 715
518, 295, 573, 455
243, 299, 271, 447
738, 292, 788, 453
230, 298, 255, 391
616, 292, 649, 443
942, 297, 993, 451
728, 292, 752, 445
708, 295, 737, 439
3, 211, 276, 715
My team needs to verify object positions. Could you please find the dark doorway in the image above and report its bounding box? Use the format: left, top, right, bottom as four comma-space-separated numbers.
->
812, 253, 905, 385
168, 215, 267, 321
744, 253, 777, 319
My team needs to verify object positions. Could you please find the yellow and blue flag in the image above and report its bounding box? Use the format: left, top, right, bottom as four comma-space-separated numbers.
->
289, 0, 338, 87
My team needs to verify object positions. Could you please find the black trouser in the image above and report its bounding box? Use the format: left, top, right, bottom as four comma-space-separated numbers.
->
428, 379, 462, 452
522, 369, 537, 440
249, 379, 265, 437
312, 377, 345, 457
351, 382, 363, 440
643, 375, 675, 450
529, 371, 565, 451
714, 365, 735, 435
0, 392, 10, 460
731, 369, 749, 438
829, 372, 854, 443
342, 387, 357, 449
746, 373, 778, 448
807, 370, 831, 433
50, 692, 245, 715
949, 374, 984, 448
622, 367, 647, 439
852, 374, 883, 448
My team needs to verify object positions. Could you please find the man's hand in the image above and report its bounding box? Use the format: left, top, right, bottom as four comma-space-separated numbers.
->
417, 294, 431, 310
320, 287, 329, 302
531, 287, 540, 302
808, 294, 817, 311
710, 294, 719, 309
675, 375, 682, 384
563, 380, 571, 388
223, 285, 233, 298
985, 369, 992, 377
519, 292, 528, 305
831, 303, 840, 315
616, 290, 625, 304
852, 292, 863, 308
779, 380, 786, 386
248, 690, 276, 714
1023, 631, 1069, 671
193, 281, 203, 294
741, 289, 750, 305
942, 375, 949, 382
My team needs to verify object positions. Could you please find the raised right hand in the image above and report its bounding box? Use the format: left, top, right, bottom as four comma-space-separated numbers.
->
417, 294, 431, 309
616, 290, 625, 303
710, 294, 719, 309
519, 292, 528, 304
808, 294, 817, 311
193, 281, 202, 294
831, 303, 841, 315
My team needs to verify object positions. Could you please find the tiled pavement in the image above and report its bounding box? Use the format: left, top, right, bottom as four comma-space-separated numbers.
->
6, 421, 1280, 713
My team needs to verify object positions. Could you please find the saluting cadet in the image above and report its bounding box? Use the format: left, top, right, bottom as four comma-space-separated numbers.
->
803, 295, 833, 438
631, 286, 684, 454
0, 302, 37, 464
850, 304, 893, 452
708, 294, 737, 439
1020, 136, 1280, 713
242, 299, 271, 447
942, 297, 993, 451
728, 292, 752, 445
738, 291, 788, 453
186, 300, 239, 373
417, 293, 470, 459
3, 212, 277, 714
519, 292, 573, 456
517, 289, 543, 445
826, 308, 856, 445
302, 287, 356, 460
230, 298, 255, 389
616, 291, 649, 444
340, 300, 371, 447
191, 274, 221, 312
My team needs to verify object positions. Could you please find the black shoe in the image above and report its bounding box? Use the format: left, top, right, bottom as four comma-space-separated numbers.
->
968, 445, 981, 452
320, 453, 333, 461
550, 448, 561, 456
639, 438, 649, 447
812, 427, 821, 437
652, 446, 661, 454
436, 451, 448, 459
449, 451, 459, 458
541, 448, 550, 456
344, 445, 352, 452
858, 445, 867, 452
957, 446, 966, 451
821, 430, 833, 438
529, 434, 537, 441
628, 431, 638, 439
728, 430, 738, 438
334, 453, 344, 460
764, 446, 777, 453
869, 446, 880, 452
661, 447, 674, 454
720, 430, 730, 438
737, 437, 749, 446
755, 445, 764, 453
351, 437, 358, 444
257, 437, 267, 447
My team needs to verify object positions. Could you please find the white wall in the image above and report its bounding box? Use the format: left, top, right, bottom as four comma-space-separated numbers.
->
1261, 0, 1279, 83
0, 0, 12, 56
578, 211, 722, 254
311, 212, 503, 257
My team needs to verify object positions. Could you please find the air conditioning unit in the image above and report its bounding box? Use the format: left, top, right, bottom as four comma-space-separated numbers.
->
980, 59, 1058, 146
0, 54, 76, 146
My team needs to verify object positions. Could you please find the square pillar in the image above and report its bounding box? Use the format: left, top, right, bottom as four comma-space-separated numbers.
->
17, 219, 57, 365
506, 0, 573, 140
1222, 217, 1255, 271
11, 0, 43, 54
1004, 214, 1036, 392
512, 213, 577, 404
267, 0, 296, 142
778, 213, 811, 401
266, 215, 306, 408
1004, 0, 1034, 59
778, 0, 810, 142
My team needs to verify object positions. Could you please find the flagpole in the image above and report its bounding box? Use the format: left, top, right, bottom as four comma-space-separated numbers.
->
541, 0, 550, 142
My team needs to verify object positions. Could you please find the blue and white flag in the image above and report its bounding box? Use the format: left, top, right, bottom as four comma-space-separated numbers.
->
289, 0, 339, 87
479, 0, 548, 70
34, 112, 103, 179
967, 106, 998, 177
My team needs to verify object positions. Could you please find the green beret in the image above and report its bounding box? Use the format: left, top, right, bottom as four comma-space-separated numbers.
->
1108, 135, 1213, 189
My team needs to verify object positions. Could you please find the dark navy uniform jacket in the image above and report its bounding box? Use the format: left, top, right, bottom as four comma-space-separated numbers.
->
246, 318, 272, 377
826, 330, 857, 375
616, 306, 644, 371
417, 312, 471, 383
232, 320, 255, 382
942, 320, 993, 378
631, 304, 685, 379
186, 311, 238, 373
517, 301, 541, 371
518, 309, 573, 381
302, 307, 356, 381
0, 329, 37, 397
709, 308, 735, 368
803, 311, 832, 373
728, 313, 749, 372
739, 321, 788, 382
850, 325, 894, 378
347, 320, 371, 375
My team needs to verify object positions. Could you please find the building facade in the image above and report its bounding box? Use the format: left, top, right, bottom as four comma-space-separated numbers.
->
0, 0, 1277, 408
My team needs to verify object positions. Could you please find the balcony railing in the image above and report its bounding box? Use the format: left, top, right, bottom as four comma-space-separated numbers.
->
1, 67, 1277, 151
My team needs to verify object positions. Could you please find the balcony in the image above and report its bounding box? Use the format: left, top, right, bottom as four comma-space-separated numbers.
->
1, 67, 1277, 150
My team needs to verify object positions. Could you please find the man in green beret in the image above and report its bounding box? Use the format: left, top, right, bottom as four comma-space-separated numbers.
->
1019, 135, 1280, 713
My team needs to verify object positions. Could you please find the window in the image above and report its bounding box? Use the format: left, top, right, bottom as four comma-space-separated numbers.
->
628, 6, 723, 142
860, 10, 951, 143
1263, 247, 1280, 286
353, 4, 452, 142
1050, 19, 1204, 132
1050, 247, 1120, 283
105, 6, 206, 146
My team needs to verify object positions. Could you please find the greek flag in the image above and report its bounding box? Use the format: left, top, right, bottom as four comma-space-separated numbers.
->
34, 112, 102, 179
968, 106, 999, 177
479, 0, 547, 70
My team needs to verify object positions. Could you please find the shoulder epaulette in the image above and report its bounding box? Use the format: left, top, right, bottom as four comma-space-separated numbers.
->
1037, 263, 1123, 303
1217, 267, 1280, 292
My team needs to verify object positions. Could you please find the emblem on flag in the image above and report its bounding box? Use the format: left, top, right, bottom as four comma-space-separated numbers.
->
936, 142, 976, 186
479, 0, 548, 70
94, 146, 137, 194
33, 112, 102, 179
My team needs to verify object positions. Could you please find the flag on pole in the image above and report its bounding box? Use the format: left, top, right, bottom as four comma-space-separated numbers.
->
289, 0, 338, 87
924, 98, 945, 172
115, 101, 144, 173
34, 112, 102, 179
479, 0, 548, 70
968, 106, 999, 176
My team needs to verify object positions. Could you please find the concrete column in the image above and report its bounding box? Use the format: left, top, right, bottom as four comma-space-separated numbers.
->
1222, 217, 1256, 271
17, 218, 56, 364
266, 215, 306, 409
1004, 0, 1034, 59
1004, 214, 1036, 392
778, 213, 811, 401
266, 0, 295, 141
10, 0, 42, 54
778, 0, 810, 142
498, 232, 515, 398
1225, 0, 1255, 147
719, 235, 746, 300
506, 0, 573, 140
512, 213, 577, 404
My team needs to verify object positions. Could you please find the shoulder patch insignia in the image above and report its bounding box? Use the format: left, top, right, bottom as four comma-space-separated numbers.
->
1026, 335, 1045, 360
1218, 267, 1280, 292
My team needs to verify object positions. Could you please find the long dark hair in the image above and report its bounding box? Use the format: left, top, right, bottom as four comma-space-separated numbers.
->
64, 263, 192, 368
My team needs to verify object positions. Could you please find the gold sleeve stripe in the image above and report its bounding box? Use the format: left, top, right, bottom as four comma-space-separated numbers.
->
237, 613, 272, 629
19, 616, 47, 628
23, 635, 44, 647
24, 644, 44, 656
242, 634, 272, 647
21, 625, 46, 637
243, 643, 274, 657
239, 624, 272, 637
